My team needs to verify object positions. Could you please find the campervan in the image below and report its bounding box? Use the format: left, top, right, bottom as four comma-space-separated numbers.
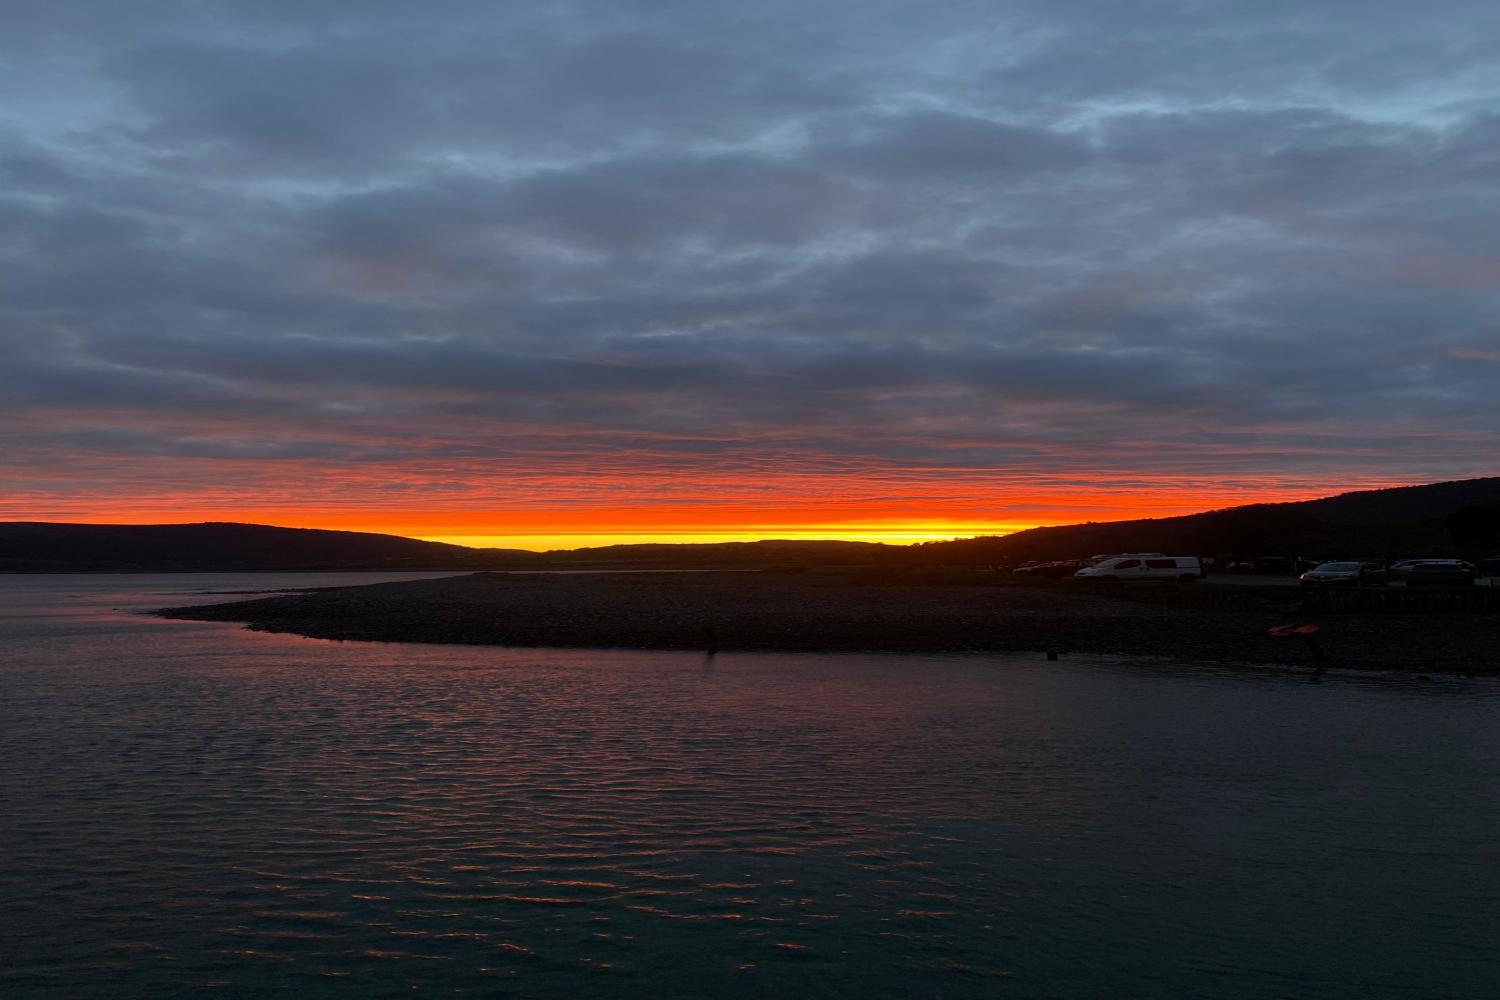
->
1073, 555, 1204, 581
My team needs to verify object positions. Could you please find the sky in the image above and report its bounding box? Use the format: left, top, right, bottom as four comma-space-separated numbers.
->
3, 1, 1498, 549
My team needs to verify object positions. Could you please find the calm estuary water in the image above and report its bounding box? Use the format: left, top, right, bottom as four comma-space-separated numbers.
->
2, 573, 1497, 999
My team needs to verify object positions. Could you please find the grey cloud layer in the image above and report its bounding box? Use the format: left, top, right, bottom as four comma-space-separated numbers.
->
3, 0, 1498, 494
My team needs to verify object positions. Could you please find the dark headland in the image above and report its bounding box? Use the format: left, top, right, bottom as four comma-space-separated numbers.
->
157, 570, 1500, 674
11, 476, 1497, 672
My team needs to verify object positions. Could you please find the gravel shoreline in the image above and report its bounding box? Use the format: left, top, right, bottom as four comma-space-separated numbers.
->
154, 571, 1500, 674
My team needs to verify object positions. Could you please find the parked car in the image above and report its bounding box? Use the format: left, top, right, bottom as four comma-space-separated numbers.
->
1387, 559, 1428, 582
1074, 556, 1204, 581
1404, 561, 1474, 587
1298, 561, 1387, 587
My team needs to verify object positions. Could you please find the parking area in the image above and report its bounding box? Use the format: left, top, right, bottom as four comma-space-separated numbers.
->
1201, 573, 1499, 587
1201, 574, 1299, 587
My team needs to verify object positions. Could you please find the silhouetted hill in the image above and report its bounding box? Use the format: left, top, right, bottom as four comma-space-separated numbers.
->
7, 477, 1497, 572
0, 522, 538, 572
0, 522, 889, 572
1295, 477, 1500, 524
908, 477, 1500, 565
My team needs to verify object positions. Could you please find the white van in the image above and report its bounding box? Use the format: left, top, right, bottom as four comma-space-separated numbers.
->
1073, 555, 1204, 581
1086, 552, 1165, 564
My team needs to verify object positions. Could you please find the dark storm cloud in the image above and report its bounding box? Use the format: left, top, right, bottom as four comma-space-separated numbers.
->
3, 0, 1498, 510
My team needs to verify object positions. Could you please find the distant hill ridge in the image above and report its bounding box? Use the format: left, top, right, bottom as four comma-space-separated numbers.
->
911, 476, 1500, 564
3, 477, 1497, 571
0, 521, 886, 572
0, 521, 529, 572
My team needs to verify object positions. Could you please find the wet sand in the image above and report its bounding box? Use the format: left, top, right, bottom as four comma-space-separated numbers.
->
152, 571, 1500, 674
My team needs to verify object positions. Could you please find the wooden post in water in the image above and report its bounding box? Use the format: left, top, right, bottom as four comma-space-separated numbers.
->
1269, 623, 1328, 670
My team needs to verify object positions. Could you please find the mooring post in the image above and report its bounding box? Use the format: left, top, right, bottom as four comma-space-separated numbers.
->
1269, 623, 1328, 670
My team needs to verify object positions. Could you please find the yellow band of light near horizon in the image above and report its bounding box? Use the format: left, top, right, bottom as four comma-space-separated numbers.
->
421, 524, 1037, 551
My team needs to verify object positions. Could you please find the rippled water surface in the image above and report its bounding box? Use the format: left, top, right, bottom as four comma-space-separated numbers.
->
3, 573, 1498, 999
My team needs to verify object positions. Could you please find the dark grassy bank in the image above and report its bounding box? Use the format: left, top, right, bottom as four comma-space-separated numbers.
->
155, 572, 1500, 674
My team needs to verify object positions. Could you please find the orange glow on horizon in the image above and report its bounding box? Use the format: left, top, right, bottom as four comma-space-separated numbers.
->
2, 482, 1407, 551
4, 444, 1456, 552
4, 403, 1474, 550
419, 523, 1041, 551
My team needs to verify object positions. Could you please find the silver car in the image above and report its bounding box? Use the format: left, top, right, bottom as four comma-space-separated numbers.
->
1299, 561, 1387, 587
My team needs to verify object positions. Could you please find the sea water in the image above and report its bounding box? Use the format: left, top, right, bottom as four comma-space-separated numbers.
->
2, 573, 1497, 998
